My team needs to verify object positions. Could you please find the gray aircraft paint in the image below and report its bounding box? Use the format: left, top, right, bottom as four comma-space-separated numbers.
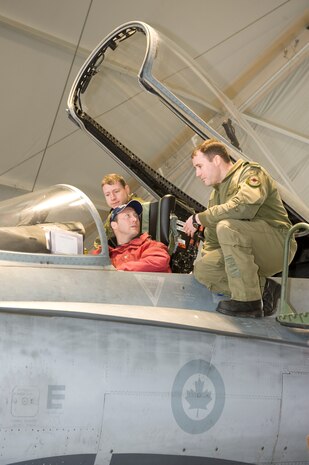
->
0, 309, 308, 464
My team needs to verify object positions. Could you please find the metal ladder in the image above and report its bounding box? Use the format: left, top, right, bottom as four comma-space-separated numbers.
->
277, 222, 309, 328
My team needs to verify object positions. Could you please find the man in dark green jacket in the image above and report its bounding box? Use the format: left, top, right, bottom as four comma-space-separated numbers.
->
93, 173, 145, 252
183, 139, 297, 318
101, 173, 144, 241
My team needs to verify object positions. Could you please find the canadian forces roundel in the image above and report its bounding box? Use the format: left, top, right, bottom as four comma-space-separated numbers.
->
171, 359, 225, 434
246, 175, 261, 188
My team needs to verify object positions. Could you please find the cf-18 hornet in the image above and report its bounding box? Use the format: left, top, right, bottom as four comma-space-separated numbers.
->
0, 21, 308, 465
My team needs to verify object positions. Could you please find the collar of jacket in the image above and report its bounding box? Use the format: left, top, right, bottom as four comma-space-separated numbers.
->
111, 232, 150, 250
213, 158, 247, 190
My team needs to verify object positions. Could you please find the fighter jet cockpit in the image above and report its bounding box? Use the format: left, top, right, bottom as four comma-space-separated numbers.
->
0, 184, 109, 266
67, 21, 309, 277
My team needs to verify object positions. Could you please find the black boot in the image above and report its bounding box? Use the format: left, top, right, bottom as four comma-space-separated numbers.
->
216, 299, 263, 318
262, 278, 281, 316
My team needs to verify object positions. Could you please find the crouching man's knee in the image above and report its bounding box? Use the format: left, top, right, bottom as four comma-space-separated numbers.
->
216, 219, 235, 242
194, 256, 210, 287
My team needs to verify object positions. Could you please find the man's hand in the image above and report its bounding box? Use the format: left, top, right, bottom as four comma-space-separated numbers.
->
183, 215, 197, 238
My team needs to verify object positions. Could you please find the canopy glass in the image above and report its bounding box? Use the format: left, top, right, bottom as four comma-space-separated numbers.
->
0, 184, 107, 262
68, 21, 309, 222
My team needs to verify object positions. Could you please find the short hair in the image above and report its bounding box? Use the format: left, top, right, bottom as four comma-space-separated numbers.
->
191, 139, 230, 163
101, 173, 127, 188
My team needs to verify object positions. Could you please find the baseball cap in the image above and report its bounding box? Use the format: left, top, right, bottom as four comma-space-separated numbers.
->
110, 200, 143, 223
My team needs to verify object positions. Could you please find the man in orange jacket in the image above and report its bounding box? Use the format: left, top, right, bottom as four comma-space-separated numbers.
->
108, 200, 171, 273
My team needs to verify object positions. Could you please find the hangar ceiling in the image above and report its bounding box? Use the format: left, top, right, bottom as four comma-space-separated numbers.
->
0, 0, 308, 214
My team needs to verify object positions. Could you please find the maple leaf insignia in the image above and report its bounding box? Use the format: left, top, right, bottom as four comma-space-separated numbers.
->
185, 377, 212, 417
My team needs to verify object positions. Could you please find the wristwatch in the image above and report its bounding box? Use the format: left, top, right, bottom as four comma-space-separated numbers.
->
192, 214, 200, 229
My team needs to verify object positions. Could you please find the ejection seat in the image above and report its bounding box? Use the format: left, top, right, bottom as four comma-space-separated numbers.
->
141, 194, 177, 250
142, 194, 198, 274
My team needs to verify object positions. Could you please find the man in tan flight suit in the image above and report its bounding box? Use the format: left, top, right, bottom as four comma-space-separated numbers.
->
183, 139, 297, 318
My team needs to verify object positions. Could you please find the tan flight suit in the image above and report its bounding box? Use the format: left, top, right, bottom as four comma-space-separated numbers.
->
194, 159, 297, 302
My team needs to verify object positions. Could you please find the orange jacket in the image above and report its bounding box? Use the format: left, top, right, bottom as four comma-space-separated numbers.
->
109, 233, 171, 272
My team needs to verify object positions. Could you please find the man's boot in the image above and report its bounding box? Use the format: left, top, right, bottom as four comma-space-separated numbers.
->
262, 278, 281, 316
216, 299, 263, 318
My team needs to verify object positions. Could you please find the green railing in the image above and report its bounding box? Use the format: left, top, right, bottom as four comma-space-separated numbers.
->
277, 222, 309, 328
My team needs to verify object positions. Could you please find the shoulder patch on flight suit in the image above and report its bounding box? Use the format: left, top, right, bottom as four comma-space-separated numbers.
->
246, 175, 261, 188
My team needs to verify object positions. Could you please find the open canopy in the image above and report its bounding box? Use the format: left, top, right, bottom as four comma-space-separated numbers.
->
67, 21, 309, 223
